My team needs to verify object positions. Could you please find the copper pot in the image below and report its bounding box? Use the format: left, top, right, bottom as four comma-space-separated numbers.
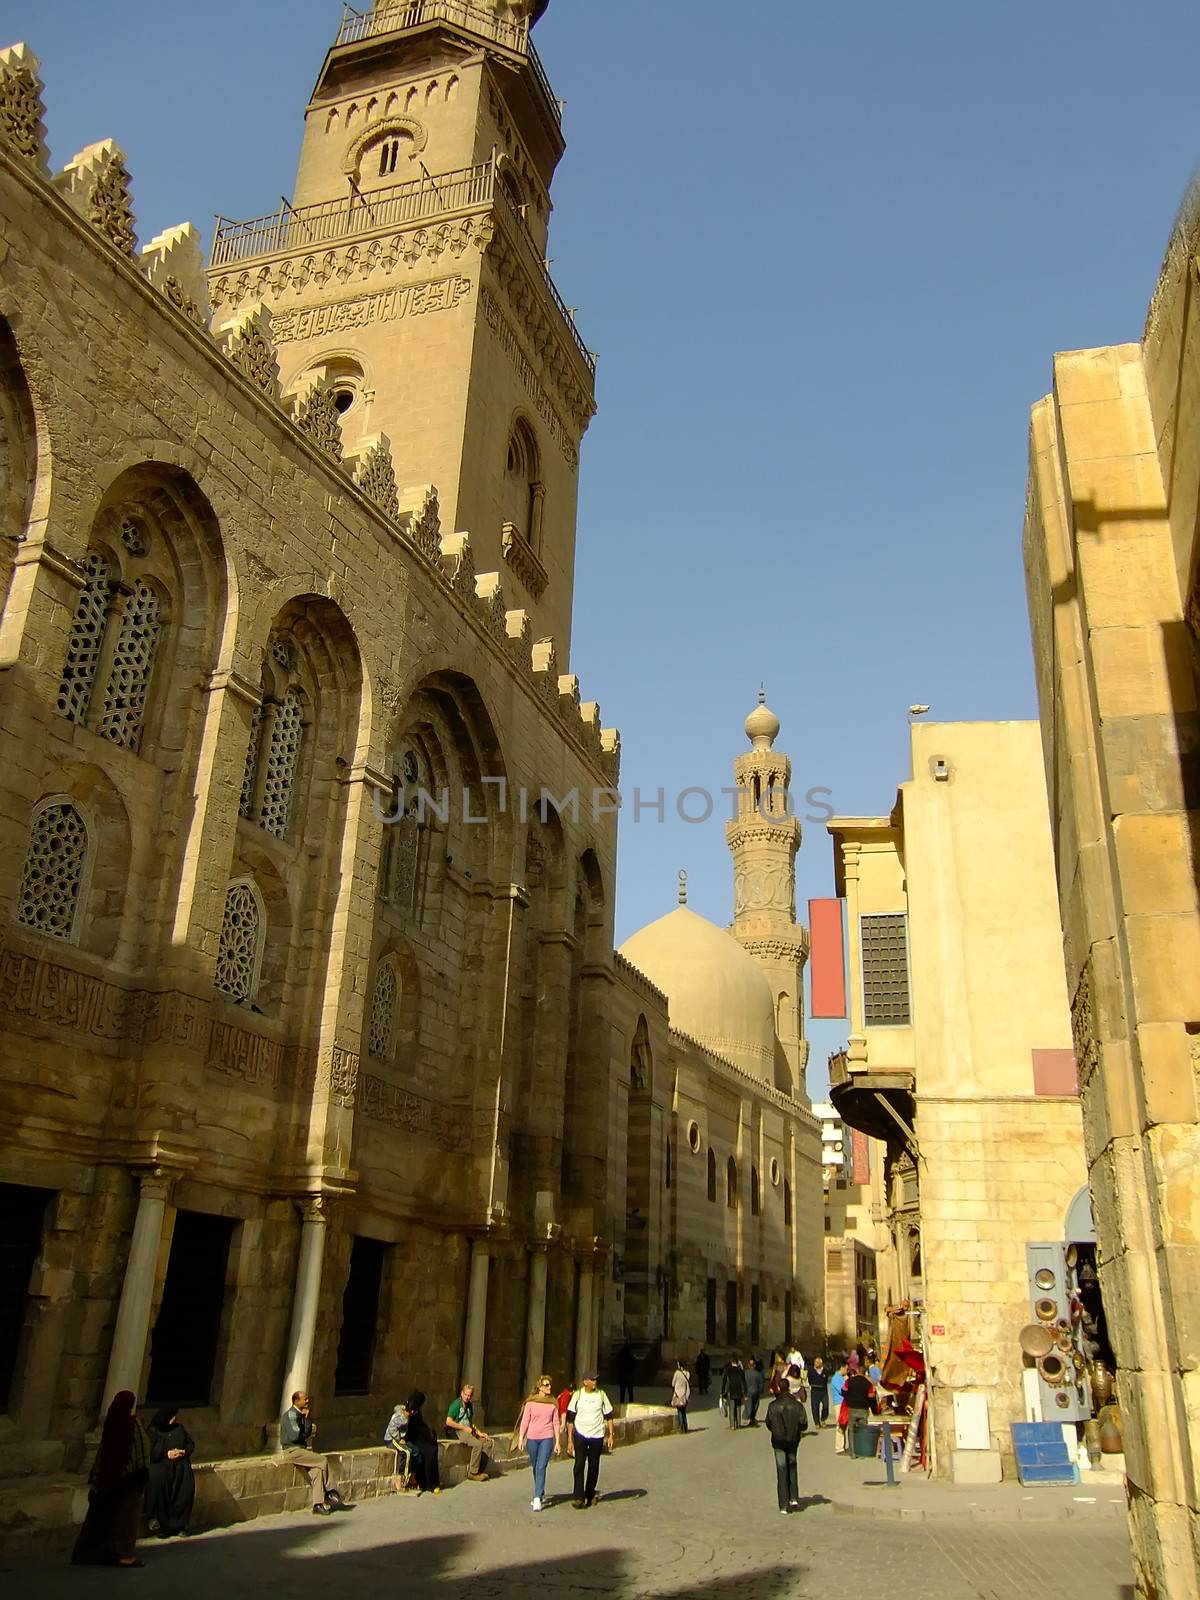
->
1089, 1360, 1114, 1410
1020, 1323, 1054, 1359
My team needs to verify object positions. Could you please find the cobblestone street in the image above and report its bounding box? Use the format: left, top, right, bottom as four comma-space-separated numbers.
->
11, 1400, 1135, 1599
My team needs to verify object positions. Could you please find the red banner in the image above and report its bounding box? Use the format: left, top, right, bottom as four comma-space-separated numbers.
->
808, 898, 846, 1018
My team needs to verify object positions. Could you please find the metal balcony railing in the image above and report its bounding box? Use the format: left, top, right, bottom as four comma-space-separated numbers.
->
210, 159, 595, 379
211, 163, 494, 265
336, 2, 561, 125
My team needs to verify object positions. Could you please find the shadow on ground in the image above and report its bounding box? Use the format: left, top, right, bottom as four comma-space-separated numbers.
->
9, 1521, 808, 1600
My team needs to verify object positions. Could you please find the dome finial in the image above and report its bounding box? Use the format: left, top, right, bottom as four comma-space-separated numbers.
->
744, 687, 781, 750
678, 869, 688, 905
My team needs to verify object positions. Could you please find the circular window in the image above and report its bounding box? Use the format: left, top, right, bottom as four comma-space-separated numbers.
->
401, 750, 419, 784
333, 388, 355, 414
687, 1120, 700, 1154
769, 1157, 781, 1186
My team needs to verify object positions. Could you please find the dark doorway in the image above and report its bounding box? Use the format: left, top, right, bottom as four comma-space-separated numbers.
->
0, 1183, 52, 1412
335, 1237, 386, 1395
705, 1277, 717, 1343
146, 1211, 235, 1406
725, 1279, 738, 1345
750, 1285, 761, 1346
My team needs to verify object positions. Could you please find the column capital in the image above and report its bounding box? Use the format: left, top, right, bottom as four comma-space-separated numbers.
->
297, 1193, 333, 1225
131, 1163, 185, 1204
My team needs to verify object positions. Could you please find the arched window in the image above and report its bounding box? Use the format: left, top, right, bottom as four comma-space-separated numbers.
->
504, 418, 544, 553
96, 578, 164, 750
727, 1156, 738, 1209
56, 550, 113, 725
16, 799, 89, 941
784, 1179, 793, 1229
706, 1148, 717, 1204
377, 138, 401, 177
379, 744, 428, 919
241, 636, 308, 840
751, 1165, 761, 1216
368, 959, 398, 1061
214, 878, 265, 1004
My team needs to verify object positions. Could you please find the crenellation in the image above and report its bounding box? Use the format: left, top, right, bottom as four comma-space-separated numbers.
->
288, 374, 344, 462
0, 42, 48, 173
472, 570, 508, 639
213, 301, 281, 400
344, 431, 400, 519
53, 138, 136, 258
139, 222, 212, 329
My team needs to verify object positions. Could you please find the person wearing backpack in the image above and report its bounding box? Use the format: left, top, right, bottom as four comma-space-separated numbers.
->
764, 1378, 806, 1513
565, 1372, 616, 1508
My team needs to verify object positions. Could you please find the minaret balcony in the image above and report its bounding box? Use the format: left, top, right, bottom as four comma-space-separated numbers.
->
209, 157, 595, 380
335, 1, 560, 128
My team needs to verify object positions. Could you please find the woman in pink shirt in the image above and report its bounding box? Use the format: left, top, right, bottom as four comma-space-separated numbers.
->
513, 1374, 562, 1511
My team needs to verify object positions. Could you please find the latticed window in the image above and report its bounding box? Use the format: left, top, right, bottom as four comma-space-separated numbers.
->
258, 687, 304, 839
17, 800, 88, 940
390, 802, 420, 913
368, 961, 398, 1060
214, 880, 264, 1003
56, 551, 113, 724
861, 912, 911, 1025
239, 703, 263, 820
97, 579, 163, 750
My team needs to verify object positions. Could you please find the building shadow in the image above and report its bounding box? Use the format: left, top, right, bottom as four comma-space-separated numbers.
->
15, 1522, 808, 1600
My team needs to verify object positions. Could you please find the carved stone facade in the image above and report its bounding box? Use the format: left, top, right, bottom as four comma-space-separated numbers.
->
0, 5, 691, 1496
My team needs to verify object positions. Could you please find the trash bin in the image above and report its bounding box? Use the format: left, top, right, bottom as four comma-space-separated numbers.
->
851, 1421, 879, 1458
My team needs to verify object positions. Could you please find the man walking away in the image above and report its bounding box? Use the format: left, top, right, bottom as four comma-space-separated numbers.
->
765, 1379, 806, 1514
567, 1372, 616, 1507
696, 1349, 711, 1395
616, 1343, 637, 1405
280, 1392, 350, 1515
671, 1361, 691, 1433
744, 1357, 766, 1425
722, 1356, 747, 1429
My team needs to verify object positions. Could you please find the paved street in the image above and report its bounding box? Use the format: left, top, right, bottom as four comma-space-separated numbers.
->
11, 1400, 1134, 1599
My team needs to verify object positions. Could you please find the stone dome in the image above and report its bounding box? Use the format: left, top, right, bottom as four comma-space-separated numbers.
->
619, 905, 777, 1082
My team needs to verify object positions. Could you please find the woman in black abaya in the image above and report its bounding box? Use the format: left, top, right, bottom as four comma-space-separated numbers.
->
145, 1405, 196, 1537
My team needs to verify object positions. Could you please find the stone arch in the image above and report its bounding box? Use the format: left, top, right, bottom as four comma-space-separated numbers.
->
365, 936, 421, 1067
0, 317, 37, 616
15, 764, 133, 960
342, 115, 428, 183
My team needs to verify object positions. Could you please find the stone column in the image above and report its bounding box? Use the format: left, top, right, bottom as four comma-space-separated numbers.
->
279, 1196, 328, 1416
461, 1238, 490, 1391
574, 1258, 594, 1380
523, 1245, 549, 1391
102, 1169, 172, 1408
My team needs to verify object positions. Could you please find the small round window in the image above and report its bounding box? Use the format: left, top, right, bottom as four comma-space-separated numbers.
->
333, 388, 355, 415
687, 1120, 701, 1154
769, 1157, 781, 1187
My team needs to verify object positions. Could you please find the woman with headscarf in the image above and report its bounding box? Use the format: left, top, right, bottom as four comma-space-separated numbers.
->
145, 1405, 196, 1537
71, 1390, 151, 1567
402, 1391, 441, 1495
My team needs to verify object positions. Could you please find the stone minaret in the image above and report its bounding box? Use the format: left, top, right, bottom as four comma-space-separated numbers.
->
726, 692, 811, 1102
206, 0, 592, 653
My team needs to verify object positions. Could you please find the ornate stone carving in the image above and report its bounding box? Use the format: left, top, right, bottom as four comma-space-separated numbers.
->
400, 483, 440, 560
55, 139, 137, 257
244, 550, 281, 588
140, 222, 212, 328
480, 286, 581, 464
216, 303, 281, 399
0, 44, 48, 171
557, 673, 582, 724
501, 522, 548, 599
0, 946, 128, 1040
440, 531, 476, 598
474, 571, 509, 640
348, 433, 400, 519
206, 1018, 286, 1089
290, 377, 344, 462
1071, 958, 1100, 1088
237, 271, 472, 338
314, 1043, 360, 1108
530, 637, 558, 705
578, 700, 603, 755
360, 1073, 468, 1149
505, 608, 533, 667
600, 727, 621, 785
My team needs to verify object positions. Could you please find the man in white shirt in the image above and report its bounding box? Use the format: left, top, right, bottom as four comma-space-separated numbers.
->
566, 1372, 616, 1508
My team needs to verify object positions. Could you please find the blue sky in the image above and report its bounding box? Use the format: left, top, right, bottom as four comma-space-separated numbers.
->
24, 0, 1200, 1090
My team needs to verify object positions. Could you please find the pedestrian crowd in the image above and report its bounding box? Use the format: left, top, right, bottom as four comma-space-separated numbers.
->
69, 1336, 879, 1564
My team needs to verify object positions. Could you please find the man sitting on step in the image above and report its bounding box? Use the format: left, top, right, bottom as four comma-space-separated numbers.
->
280, 1391, 352, 1515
